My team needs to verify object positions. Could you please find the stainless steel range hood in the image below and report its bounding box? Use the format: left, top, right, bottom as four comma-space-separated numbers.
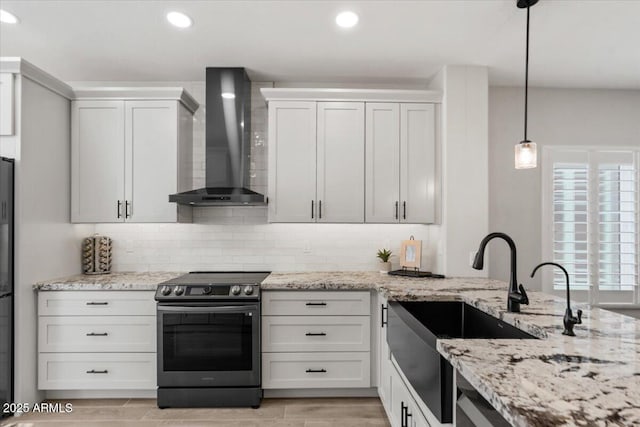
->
169, 68, 266, 206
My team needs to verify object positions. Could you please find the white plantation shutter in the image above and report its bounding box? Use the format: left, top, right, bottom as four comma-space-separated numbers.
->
595, 152, 638, 294
544, 148, 640, 305
552, 162, 590, 290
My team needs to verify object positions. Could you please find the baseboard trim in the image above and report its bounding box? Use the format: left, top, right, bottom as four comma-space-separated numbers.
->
45, 390, 156, 399
263, 388, 378, 398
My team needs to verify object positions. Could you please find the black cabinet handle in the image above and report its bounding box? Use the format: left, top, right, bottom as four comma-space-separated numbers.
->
403, 201, 406, 220
86, 332, 108, 337
305, 302, 327, 306
305, 332, 327, 336
405, 407, 412, 426
400, 402, 407, 427
311, 200, 314, 219
86, 369, 108, 374
305, 369, 327, 373
125, 200, 131, 218
117, 200, 122, 218
395, 201, 399, 220
86, 301, 109, 306
381, 304, 388, 327
318, 200, 322, 219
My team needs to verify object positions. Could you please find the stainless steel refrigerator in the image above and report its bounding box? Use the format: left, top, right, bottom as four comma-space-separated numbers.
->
0, 157, 14, 416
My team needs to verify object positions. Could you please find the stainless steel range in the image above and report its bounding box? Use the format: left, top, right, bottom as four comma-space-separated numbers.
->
155, 271, 270, 409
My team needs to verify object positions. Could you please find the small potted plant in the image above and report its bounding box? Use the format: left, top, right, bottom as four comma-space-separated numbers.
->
377, 249, 392, 274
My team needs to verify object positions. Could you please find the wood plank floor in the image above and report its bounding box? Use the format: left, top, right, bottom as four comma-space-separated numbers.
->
1, 397, 391, 427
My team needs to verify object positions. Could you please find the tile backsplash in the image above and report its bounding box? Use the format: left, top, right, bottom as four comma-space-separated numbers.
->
84, 80, 438, 273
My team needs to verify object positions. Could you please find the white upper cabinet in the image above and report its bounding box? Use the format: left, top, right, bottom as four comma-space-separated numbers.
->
365, 103, 400, 223
268, 101, 317, 223
71, 101, 126, 223
71, 88, 197, 223
400, 103, 436, 224
365, 103, 436, 224
262, 89, 440, 224
0, 73, 15, 136
268, 101, 365, 223
316, 102, 365, 223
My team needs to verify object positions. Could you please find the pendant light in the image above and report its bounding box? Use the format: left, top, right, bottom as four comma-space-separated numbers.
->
514, 0, 538, 169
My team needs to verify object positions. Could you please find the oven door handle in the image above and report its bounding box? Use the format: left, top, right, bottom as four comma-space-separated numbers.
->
157, 305, 258, 313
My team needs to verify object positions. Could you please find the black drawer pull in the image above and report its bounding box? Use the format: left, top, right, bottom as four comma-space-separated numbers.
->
86, 369, 108, 374
305, 302, 327, 306
86, 332, 108, 337
381, 304, 388, 327
305, 332, 327, 336
86, 302, 109, 306
305, 369, 327, 373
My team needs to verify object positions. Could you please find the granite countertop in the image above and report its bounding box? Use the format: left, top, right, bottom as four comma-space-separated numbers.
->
33, 271, 183, 291
32, 270, 640, 425
263, 271, 640, 426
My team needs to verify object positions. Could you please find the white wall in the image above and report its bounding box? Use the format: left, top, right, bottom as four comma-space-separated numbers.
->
488, 87, 640, 290
12, 75, 91, 404
428, 66, 489, 277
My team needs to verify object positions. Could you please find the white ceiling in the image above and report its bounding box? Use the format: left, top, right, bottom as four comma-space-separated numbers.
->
1, 0, 639, 89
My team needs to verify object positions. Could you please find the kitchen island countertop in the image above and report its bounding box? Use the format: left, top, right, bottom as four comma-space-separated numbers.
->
263, 271, 640, 427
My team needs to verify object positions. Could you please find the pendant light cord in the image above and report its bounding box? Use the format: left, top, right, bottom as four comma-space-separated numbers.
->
524, 4, 530, 142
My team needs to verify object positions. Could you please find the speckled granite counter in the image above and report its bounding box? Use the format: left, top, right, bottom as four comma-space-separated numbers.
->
33, 271, 183, 291
263, 271, 640, 426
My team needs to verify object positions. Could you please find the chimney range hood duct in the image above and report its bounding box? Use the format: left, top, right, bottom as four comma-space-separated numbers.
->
169, 67, 266, 206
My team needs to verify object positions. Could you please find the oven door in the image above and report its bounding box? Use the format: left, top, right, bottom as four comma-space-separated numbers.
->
157, 303, 260, 388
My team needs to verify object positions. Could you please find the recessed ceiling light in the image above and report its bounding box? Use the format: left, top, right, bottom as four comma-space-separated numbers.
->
0, 9, 19, 24
166, 11, 192, 28
221, 92, 236, 99
335, 11, 358, 28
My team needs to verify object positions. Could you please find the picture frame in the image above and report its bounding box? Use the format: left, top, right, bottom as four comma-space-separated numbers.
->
400, 238, 422, 270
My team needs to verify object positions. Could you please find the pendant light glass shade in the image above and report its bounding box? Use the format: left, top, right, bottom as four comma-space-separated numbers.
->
515, 141, 537, 169
514, 0, 539, 169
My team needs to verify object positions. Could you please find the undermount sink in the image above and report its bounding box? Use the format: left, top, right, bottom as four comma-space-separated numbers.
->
397, 301, 536, 341
386, 301, 537, 424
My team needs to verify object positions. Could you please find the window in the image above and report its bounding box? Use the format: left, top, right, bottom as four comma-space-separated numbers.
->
542, 148, 639, 305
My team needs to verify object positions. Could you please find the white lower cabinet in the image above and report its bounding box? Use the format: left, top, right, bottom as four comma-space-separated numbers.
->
261, 290, 371, 390
38, 353, 156, 390
390, 359, 431, 427
37, 291, 156, 392
262, 352, 370, 389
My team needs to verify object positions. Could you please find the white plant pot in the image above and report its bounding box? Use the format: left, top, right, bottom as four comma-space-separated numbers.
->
379, 261, 392, 274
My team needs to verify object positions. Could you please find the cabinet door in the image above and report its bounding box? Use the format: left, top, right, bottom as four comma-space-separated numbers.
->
378, 297, 392, 409
71, 101, 125, 223
390, 362, 410, 427
0, 73, 14, 136
365, 103, 400, 223
268, 101, 317, 222
125, 101, 178, 222
400, 103, 436, 224
316, 102, 365, 223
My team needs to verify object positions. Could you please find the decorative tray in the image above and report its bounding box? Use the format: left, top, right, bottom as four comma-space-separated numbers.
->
388, 269, 446, 279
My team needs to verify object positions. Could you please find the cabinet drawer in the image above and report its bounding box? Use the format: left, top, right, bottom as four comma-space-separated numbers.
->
39, 316, 156, 352
38, 353, 156, 390
262, 352, 370, 389
38, 291, 156, 316
262, 291, 370, 316
262, 315, 370, 352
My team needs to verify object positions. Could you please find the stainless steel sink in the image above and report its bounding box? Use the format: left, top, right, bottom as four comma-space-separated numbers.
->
387, 301, 537, 424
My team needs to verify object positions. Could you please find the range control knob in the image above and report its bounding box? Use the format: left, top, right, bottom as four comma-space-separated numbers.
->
160, 285, 172, 296
231, 285, 242, 296
243, 285, 254, 295
174, 286, 184, 296
202, 286, 212, 295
